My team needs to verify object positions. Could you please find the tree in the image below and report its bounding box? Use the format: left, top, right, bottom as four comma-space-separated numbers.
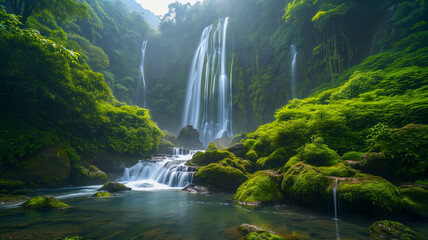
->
3, 0, 88, 25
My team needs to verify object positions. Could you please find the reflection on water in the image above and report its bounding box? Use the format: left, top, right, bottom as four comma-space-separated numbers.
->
0, 188, 427, 240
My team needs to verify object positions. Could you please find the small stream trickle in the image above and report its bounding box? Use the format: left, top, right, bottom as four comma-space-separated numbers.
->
333, 179, 340, 240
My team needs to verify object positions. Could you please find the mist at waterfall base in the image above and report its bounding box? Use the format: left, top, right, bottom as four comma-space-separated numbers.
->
135, 40, 148, 108
182, 17, 233, 146
119, 148, 197, 190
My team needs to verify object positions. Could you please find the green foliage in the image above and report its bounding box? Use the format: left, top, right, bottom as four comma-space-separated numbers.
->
22, 195, 70, 209
342, 151, 365, 161
233, 171, 283, 205
92, 192, 111, 198
0, 179, 24, 191
193, 163, 248, 192
365, 123, 392, 147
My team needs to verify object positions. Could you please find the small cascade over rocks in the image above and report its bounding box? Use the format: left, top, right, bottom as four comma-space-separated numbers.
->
182, 17, 233, 147
290, 44, 297, 99
135, 40, 148, 108
119, 148, 198, 190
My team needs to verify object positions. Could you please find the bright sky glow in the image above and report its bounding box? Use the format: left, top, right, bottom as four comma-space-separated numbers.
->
136, 0, 203, 16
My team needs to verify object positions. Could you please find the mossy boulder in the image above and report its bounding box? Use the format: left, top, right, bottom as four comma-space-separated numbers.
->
233, 171, 283, 206
298, 142, 340, 166
246, 150, 259, 162
22, 145, 71, 188
206, 142, 222, 151
342, 151, 365, 161
163, 129, 176, 144
369, 220, 419, 240
98, 182, 131, 192
399, 185, 428, 217
193, 163, 248, 192
158, 140, 174, 155
281, 162, 333, 205
0, 179, 24, 192
256, 147, 291, 170
22, 195, 70, 209
92, 192, 112, 198
317, 162, 357, 177
71, 164, 107, 185
361, 124, 428, 181
238, 224, 285, 240
227, 143, 245, 157
190, 150, 236, 166
176, 125, 203, 149
337, 173, 403, 216
219, 157, 253, 174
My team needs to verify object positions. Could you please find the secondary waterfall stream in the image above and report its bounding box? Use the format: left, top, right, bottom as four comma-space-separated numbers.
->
135, 40, 148, 108
333, 179, 340, 240
290, 44, 297, 99
119, 148, 197, 190
182, 17, 233, 146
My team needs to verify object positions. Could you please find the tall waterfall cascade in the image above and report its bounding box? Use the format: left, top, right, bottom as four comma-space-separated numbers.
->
135, 40, 148, 108
182, 17, 233, 146
119, 148, 197, 190
290, 44, 297, 99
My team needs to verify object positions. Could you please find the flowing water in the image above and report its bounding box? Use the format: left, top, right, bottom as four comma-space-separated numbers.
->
135, 40, 148, 108
290, 44, 297, 99
333, 179, 340, 240
182, 18, 233, 146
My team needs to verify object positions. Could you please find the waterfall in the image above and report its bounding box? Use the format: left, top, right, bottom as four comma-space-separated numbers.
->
135, 40, 148, 108
182, 17, 233, 147
290, 44, 297, 99
119, 148, 197, 190
333, 179, 340, 240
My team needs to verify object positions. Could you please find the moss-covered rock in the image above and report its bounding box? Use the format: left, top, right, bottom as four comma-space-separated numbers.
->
298, 142, 340, 166
0, 194, 30, 205
256, 147, 291, 170
98, 182, 131, 192
193, 163, 248, 192
92, 192, 111, 198
227, 143, 245, 157
233, 171, 283, 206
246, 150, 259, 162
22, 145, 71, 188
176, 125, 203, 149
317, 162, 357, 177
361, 124, 428, 181
190, 150, 236, 166
71, 165, 107, 186
0, 179, 24, 192
337, 173, 403, 216
219, 157, 253, 174
281, 162, 333, 205
163, 129, 176, 144
238, 224, 285, 240
158, 139, 174, 155
369, 220, 420, 240
342, 151, 365, 161
22, 195, 70, 209
206, 142, 221, 151
399, 185, 428, 217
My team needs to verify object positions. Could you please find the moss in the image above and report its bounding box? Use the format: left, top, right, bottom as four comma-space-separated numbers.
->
337, 173, 403, 216
190, 150, 236, 166
399, 185, 428, 217
92, 192, 111, 198
279, 156, 300, 173
238, 224, 285, 240
219, 158, 253, 174
246, 150, 259, 162
98, 182, 131, 192
299, 142, 340, 166
318, 162, 357, 177
206, 142, 221, 152
281, 162, 333, 204
369, 220, 420, 240
256, 147, 291, 170
342, 151, 365, 161
233, 171, 283, 205
22, 195, 70, 209
71, 164, 107, 185
0, 194, 30, 205
244, 139, 257, 151
0, 179, 24, 191
193, 163, 248, 192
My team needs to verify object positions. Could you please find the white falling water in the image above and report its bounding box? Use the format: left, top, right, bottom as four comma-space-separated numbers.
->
333, 179, 340, 240
182, 17, 233, 147
290, 44, 297, 99
135, 40, 148, 108
119, 148, 197, 190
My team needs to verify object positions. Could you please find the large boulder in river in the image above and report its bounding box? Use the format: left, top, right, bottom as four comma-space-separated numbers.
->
193, 163, 248, 192
22, 144, 70, 188
369, 220, 420, 240
176, 125, 203, 150
98, 182, 131, 192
